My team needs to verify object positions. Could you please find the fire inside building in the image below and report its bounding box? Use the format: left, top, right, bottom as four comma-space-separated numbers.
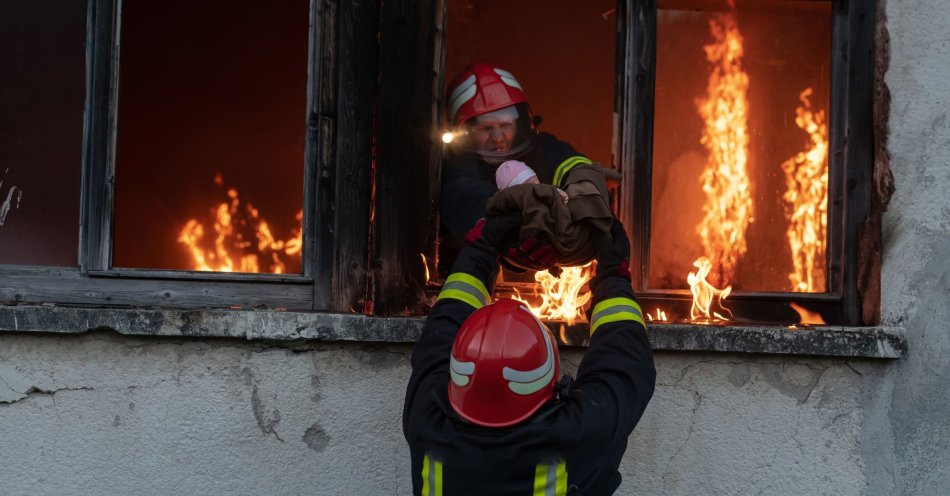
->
13, 0, 859, 335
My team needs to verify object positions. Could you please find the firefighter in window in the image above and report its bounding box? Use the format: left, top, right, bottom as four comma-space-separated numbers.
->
441, 63, 618, 272
403, 213, 656, 495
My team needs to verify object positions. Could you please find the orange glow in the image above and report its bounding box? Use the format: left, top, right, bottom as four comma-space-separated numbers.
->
420, 253, 430, 283
790, 302, 826, 325
782, 88, 829, 292
646, 308, 669, 322
511, 263, 594, 325
177, 177, 302, 273
695, 3, 752, 287
687, 257, 733, 322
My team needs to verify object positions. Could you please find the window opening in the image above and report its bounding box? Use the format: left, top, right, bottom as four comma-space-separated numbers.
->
435, 0, 865, 328
0, 0, 86, 266
112, 0, 309, 274
644, 0, 833, 324
440, 0, 618, 324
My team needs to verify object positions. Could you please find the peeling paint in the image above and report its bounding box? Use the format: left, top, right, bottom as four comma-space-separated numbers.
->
310, 374, 322, 403
302, 423, 330, 452
0, 167, 23, 227
245, 369, 283, 442
727, 363, 751, 387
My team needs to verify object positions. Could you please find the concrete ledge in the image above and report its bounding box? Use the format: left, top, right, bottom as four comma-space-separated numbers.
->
0, 305, 906, 358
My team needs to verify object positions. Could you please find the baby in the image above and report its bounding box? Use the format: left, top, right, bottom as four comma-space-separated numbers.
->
495, 160, 569, 204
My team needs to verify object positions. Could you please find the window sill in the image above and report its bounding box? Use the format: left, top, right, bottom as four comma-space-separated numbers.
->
0, 305, 905, 359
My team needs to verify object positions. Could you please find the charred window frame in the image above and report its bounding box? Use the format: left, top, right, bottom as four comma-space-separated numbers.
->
618, 0, 876, 326
1, 0, 380, 312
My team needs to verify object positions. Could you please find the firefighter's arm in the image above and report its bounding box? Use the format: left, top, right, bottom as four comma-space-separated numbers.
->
533, 133, 593, 189
403, 213, 521, 431
441, 157, 499, 242
571, 219, 656, 445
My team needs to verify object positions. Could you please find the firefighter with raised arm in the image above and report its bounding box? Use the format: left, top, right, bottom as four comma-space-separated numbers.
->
403, 213, 656, 495
441, 63, 616, 272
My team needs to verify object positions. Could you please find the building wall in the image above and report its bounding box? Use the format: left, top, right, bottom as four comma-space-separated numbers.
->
2, 0, 949, 494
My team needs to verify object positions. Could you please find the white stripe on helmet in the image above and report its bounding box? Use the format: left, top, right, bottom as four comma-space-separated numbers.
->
494, 68, 523, 91
450, 355, 476, 387
502, 316, 554, 385
448, 75, 478, 121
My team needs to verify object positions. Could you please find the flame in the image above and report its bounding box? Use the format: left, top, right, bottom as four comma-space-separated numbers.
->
177, 177, 302, 273
782, 88, 829, 292
420, 253, 430, 283
790, 302, 826, 325
687, 257, 733, 322
646, 308, 669, 322
695, 3, 752, 287
510, 263, 594, 325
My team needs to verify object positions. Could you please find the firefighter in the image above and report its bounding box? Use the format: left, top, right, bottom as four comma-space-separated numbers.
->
403, 213, 656, 495
441, 62, 600, 271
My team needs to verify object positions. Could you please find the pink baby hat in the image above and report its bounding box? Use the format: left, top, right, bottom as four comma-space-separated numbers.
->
495, 160, 538, 190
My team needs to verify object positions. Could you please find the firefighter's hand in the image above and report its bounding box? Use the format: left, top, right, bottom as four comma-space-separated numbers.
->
502, 237, 561, 273
591, 217, 631, 285
464, 212, 523, 255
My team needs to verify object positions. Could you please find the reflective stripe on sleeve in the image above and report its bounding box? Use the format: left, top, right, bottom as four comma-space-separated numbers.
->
552, 155, 592, 187
533, 460, 567, 496
436, 272, 490, 309
422, 455, 443, 496
590, 297, 645, 334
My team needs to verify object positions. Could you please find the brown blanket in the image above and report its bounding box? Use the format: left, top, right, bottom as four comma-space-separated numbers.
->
486, 163, 613, 266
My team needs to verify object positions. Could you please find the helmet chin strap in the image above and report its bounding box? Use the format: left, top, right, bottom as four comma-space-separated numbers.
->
474, 132, 537, 166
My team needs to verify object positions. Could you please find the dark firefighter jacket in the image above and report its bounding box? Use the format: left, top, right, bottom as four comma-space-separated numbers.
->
441, 132, 592, 243
402, 245, 656, 495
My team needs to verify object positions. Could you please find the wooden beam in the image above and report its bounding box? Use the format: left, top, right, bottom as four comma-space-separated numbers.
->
372, 0, 444, 315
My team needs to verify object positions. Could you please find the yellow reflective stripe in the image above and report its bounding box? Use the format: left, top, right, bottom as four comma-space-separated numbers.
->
435, 460, 443, 496
436, 272, 490, 309
592, 297, 642, 316
422, 456, 430, 496
437, 273, 489, 309
534, 460, 568, 496
533, 464, 547, 496
590, 297, 645, 334
436, 289, 483, 309
445, 272, 490, 300
591, 311, 645, 334
553, 155, 592, 187
421, 455, 443, 496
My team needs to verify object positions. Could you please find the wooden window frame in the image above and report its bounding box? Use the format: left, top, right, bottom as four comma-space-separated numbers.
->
1, 0, 381, 313
617, 0, 876, 325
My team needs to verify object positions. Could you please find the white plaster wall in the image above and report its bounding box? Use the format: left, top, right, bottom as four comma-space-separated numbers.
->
0, 334, 900, 496
879, 0, 950, 494
0, 334, 414, 495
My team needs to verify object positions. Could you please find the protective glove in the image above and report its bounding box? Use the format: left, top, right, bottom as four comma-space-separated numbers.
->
502, 236, 561, 273
589, 217, 631, 290
463, 212, 523, 255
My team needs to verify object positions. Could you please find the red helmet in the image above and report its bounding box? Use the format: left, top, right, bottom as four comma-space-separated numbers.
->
446, 63, 529, 127
448, 299, 560, 428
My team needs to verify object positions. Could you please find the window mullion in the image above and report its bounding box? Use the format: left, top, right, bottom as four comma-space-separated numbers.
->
80, 0, 119, 274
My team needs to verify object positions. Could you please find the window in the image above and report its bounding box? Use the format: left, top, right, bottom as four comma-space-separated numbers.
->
0, 0, 377, 312
621, 0, 875, 325
112, 1, 307, 274
0, 0, 86, 267
425, 0, 876, 327
1, 0, 878, 330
